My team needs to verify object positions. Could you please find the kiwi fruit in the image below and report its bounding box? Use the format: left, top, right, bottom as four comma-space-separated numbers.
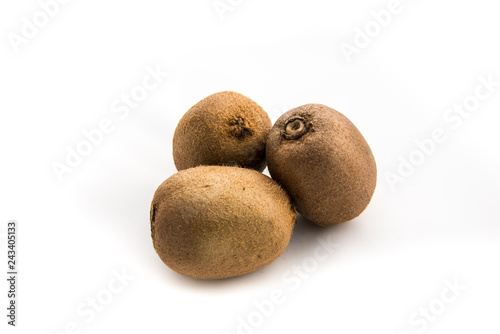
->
173, 91, 272, 172
266, 104, 377, 226
150, 165, 296, 279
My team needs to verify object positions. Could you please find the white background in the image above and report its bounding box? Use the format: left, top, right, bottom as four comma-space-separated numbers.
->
1, 0, 499, 333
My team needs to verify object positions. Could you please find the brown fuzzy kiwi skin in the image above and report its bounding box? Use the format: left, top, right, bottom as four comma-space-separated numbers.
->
173, 91, 272, 172
266, 104, 377, 227
150, 166, 296, 280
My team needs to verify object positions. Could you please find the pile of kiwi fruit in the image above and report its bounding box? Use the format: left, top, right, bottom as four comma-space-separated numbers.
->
150, 91, 376, 280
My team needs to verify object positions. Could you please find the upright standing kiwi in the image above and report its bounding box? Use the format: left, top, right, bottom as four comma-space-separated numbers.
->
266, 104, 377, 226
150, 166, 296, 279
173, 91, 272, 172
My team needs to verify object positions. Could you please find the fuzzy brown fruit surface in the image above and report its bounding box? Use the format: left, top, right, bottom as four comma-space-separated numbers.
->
266, 104, 377, 226
150, 166, 296, 279
173, 91, 272, 172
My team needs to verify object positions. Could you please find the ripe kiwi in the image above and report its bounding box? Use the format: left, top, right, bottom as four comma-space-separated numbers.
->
173, 91, 272, 172
150, 166, 296, 279
266, 104, 377, 226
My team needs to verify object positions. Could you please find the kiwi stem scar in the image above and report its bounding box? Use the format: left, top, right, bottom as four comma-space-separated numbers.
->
283, 118, 310, 140
230, 117, 252, 139
150, 204, 157, 239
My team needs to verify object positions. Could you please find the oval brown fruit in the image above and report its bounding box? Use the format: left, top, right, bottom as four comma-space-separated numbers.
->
266, 104, 377, 226
150, 166, 296, 279
173, 91, 272, 172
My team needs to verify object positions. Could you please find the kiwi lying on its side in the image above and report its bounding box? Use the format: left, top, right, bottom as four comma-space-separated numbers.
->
266, 104, 377, 226
173, 91, 272, 172
150, 166, 296, 280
